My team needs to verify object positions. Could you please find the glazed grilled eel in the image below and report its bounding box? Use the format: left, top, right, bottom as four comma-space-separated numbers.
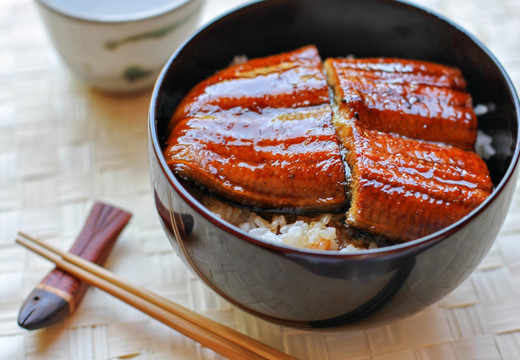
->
324, 57, 477, 150
166, 46, 347, 212
164, 45, 493, 242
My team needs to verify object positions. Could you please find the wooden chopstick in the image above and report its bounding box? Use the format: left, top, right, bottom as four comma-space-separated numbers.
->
16, 232, 295, 360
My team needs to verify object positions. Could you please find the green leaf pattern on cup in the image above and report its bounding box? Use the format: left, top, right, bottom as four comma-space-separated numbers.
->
122, 66, 154, 82
105, 17, 190, 50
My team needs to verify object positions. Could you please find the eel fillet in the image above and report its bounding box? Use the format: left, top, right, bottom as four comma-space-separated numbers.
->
324, 57, 477, 150
341, 122, 492, 241
164, 46, 348, 211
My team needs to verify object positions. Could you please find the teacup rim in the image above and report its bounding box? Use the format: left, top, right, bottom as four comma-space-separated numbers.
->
35, 0, 197, 24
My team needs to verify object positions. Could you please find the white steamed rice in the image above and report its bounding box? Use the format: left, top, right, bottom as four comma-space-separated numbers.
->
203, 196, 365, 251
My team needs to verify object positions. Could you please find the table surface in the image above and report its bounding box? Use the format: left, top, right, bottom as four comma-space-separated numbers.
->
2, 0, 520, 359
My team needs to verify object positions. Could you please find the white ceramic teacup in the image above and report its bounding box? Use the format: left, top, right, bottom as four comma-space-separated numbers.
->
35, 0, 204, 93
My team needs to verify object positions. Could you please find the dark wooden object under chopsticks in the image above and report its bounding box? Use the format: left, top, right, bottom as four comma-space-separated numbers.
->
18, 202, 132, 330
16, 232, 295, 360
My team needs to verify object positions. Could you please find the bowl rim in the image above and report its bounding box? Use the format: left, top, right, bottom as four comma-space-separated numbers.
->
149, 0, 520, 259
35, 0, 199, 24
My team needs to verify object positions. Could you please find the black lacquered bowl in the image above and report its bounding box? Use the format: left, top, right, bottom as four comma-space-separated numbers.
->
149, 0, 520, 329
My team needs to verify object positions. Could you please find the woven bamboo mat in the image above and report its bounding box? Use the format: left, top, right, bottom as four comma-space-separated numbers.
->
1, 0, 520, 358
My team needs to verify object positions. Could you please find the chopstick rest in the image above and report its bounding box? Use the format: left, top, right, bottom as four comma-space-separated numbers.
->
17, 202, 132, 330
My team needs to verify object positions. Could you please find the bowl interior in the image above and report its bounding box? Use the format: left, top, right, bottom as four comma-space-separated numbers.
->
153, 0, 519, 241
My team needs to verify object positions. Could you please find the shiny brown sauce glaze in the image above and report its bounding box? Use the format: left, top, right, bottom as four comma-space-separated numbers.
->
165, 46, 347, 212
164, 46, 493, 244
166, 106, 347, 211
325, 58, 477, 150
171, 46, 330, 124
343, 123, 492, 241
326, 58, 467, 90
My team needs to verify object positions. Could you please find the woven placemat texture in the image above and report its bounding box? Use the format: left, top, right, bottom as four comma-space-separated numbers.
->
1, 0, 519, 359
